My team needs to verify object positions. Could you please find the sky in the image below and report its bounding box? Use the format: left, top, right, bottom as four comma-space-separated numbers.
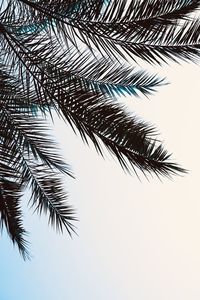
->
0, 56, 200, 299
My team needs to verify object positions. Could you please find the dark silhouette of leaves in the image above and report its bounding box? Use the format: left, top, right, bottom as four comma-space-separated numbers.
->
0, 0, 197, 258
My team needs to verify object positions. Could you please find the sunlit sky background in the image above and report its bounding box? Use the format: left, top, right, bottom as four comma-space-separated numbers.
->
0, 46, 200, 300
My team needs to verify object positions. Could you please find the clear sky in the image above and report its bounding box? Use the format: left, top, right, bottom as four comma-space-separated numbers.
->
0, 62, 200, 300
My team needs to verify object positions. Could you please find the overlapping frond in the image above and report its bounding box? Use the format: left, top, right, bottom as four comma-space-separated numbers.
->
90, 0, 200, 23
0, 22, 163, 98
0, 0, 196, 258
0, 72, 76, 257
5, 0, 199, 64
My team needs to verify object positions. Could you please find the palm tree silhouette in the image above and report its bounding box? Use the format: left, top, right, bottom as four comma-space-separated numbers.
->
0, 0, 199, 259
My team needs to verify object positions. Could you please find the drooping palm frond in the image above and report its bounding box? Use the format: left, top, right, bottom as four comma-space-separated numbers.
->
57, 87, 185, 178
28, 164, 76, 235
0, 108, 28, 258
0, 71, 76, 257
0, 178, 29, 260
0, 71, 73, 175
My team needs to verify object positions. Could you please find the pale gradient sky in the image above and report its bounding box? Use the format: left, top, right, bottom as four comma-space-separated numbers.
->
0, 62, 200, 300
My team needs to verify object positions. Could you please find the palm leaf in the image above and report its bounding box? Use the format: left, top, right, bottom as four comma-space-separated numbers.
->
58, 87, 186, 178
11, 0, 200, 63
0, 71, 73, 176
28, 164, 76, 235
0, 178, 29, 260
0, 23, 163, 97
92, 0, 200, 23
0, 73, 76, 255
0, 107, 77, 238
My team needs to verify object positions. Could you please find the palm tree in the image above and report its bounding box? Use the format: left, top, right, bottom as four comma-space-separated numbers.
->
0, 0, 199, 259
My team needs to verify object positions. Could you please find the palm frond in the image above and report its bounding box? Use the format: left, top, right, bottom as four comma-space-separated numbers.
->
64, 0, 200, 43
3, 105, 73, 176
0, 71, 73, 176
0, 73, 76, 252
0, 110, 76, 237
92, 0, 200, 23
58, 87, 186, 178
0, 178, 29, 260
10, 0, 200, 64
0, 25, 164, 98
0, 60, 174, 180
69, 18, 200, 64
17, 0, 200, 23
41, 52, 164, 97
72, 18, 200, 64
28, 164, 76, 235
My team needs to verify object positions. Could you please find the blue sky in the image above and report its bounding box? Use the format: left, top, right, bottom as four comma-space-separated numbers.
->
1, 63, 200, 300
